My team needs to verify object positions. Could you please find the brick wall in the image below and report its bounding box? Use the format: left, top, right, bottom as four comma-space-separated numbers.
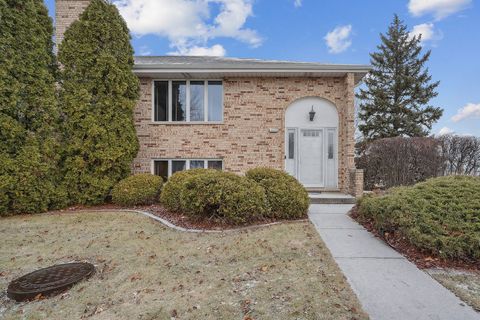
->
132, 76, 357, 194
55, 0, 91, 45
349, 169, 364, 198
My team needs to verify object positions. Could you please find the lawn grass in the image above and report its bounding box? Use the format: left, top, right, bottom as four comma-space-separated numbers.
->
427, 269, 480, 311
0, 211, 367, 320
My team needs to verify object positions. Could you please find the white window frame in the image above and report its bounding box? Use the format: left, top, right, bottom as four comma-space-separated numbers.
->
151, 159, 224, 178
152, 80, 224, 124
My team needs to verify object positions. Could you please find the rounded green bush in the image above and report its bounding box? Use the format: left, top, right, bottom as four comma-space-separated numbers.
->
180, 171, 268, 224
112, 174, 163, 206
246, 167, 309, 219
160, 169, 213, 212
358, 176, 480, 261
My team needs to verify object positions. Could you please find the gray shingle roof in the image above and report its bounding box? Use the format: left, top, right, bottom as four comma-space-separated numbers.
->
133, 56, 371, 72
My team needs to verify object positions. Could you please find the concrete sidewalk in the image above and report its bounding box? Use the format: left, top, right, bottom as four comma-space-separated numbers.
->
309, 204, 479, 320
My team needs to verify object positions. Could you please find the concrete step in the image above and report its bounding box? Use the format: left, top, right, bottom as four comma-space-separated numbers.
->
308, 192, 356, 204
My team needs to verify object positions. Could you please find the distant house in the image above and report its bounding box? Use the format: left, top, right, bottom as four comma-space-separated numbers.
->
56, 0, 370, 197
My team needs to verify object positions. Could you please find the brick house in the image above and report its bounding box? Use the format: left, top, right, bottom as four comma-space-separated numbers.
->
56, 0, 370, 197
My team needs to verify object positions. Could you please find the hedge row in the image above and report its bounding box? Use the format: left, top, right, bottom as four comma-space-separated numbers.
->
113, 168, 309, 224
164, 168, 308, 224
358, 176, 480, 261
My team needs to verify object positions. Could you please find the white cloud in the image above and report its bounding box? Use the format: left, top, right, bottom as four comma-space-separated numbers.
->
294, 0, 302, 8
408, 0, 471, 20
409, 23, 443, 44
324, 25, 352, 54
452, 103, 480, 122
209, 0, 262, 47
438, 126, 454, 135
169, 44, 226, 56
114, 0, 262, 55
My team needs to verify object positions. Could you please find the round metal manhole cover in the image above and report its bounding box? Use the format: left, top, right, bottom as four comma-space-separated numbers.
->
7, 262, 95, 302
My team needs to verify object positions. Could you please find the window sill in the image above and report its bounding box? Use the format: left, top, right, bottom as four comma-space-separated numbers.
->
149, 121, 224, 125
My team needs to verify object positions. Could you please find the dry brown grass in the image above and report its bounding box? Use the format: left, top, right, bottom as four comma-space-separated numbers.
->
428, 269, 480, 312
0, 211, 367, 320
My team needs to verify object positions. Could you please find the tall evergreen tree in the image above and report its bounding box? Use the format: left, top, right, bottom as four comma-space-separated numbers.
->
0, 0, 63, 215
58, 0, 139, 204
357, 15, 443, 141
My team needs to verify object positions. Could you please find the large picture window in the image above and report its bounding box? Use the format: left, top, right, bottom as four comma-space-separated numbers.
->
153, 80, 223, 123
153, 159, 223, 180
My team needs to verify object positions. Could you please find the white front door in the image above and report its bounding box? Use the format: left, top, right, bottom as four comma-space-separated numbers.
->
299, 129, 324, 187
285, 127, 337, 188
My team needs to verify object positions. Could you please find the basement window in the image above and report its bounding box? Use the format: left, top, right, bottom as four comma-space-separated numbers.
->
153, 80, 223, 123
153, 159, 223, 181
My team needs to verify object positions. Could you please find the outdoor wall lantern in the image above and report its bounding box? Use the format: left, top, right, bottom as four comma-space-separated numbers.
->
309, 106, 316, 121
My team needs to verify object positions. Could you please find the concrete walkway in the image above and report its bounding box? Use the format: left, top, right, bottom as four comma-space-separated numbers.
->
309, 204, 479, 320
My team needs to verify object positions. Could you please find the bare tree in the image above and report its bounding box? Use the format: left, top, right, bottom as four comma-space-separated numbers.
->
356, 137, 443, 189
439, 135, 480, 176
357, 135, 480, 190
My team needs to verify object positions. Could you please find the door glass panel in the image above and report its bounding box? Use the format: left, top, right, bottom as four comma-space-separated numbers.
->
208, 81, 223, 121
172, 160, 186, 174
190, 160, 205, 169
190, 81, 204, 121
154, 160, 168, 181
288, 132, 295, 159
303, 129, 320, 137
207, 160, 222, 170
154, 81, 168, 121
328, 131, 334, 159
172, 81, 186, 121
285, 129, 296, 178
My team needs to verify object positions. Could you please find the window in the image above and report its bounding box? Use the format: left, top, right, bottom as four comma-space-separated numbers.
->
207, 160, 223, 170
190, 81, 204, 121
172, 81, 186, 121
208, 81, 223, 121
153, 81, 168, 122
303, 129, 321, 137
190, 160, 205, 169
152, 159, 223, 179
153, 160, 168, 181
171, 160, 186, 174
153, 80, 223, 123
328, 130, 334, 159
288, 131, 295, 159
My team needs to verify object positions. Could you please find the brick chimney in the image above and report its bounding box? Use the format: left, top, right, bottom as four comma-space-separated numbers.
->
55, 0, 91, 45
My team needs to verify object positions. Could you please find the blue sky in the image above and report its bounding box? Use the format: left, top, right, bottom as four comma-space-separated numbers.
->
44, 0, 480, 136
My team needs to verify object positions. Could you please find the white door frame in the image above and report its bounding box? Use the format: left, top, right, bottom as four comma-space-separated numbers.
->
284, 97, 339, 189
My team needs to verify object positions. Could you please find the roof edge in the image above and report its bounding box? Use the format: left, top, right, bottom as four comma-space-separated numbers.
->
132, 65, 372, 73
132, 56, 372, 73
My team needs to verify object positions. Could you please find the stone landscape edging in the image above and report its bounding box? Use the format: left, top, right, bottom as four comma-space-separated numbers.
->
78, 209, 309, 233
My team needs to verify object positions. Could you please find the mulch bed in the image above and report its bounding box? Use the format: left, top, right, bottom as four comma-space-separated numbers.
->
349, 206, 480, 271
140, 205, 298, 230
49, 204, 307, 231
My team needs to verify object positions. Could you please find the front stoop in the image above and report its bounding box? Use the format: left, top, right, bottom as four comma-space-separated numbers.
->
308, 192, 356, 204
